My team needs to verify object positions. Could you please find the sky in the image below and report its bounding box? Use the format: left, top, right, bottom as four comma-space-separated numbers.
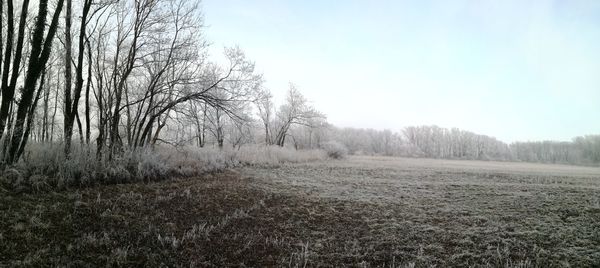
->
202, 0, 600, 143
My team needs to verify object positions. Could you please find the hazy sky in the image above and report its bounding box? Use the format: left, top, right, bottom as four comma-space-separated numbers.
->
202, 0, 600, 143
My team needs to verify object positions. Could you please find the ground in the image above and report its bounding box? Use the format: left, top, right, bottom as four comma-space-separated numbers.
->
2, 156, 600, 267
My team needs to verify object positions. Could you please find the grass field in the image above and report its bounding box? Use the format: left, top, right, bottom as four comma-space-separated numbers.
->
2, 156, 600, 267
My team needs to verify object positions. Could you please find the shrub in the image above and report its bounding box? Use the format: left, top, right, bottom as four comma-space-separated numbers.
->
136, 149, 169, 181
29, 175, 50, 192
1, 142, 328, 193
321, 141, 348, 159
162, 146, 239, 175
0, 168, 25, 191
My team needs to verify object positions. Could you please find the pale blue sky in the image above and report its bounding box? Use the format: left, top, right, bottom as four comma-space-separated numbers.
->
203, 0, 600, 143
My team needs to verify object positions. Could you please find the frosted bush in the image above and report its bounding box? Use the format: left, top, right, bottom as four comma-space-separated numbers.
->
2, 142, 328, 192
105, 165, 132, 184
321, 141, 348, 159
18, 143, 64, 177
136, 149, 169, 181
161, 146, 240, 175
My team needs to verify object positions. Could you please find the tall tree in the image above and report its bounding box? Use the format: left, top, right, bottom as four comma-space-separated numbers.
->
5, 0, 65, 164
0, 0, 28, 145
255, 88, 273, 145
63, 0, 93, 156
63, 0, 74, 155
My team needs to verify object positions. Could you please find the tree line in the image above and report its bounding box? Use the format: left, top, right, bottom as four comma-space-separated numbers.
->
0, 0, 597, 167
325, 126, 600, 166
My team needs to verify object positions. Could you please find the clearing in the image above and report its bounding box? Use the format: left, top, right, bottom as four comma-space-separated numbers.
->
2, 156, 600, 267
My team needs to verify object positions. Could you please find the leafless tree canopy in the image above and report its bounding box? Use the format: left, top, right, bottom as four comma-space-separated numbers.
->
0, 0, 270, 164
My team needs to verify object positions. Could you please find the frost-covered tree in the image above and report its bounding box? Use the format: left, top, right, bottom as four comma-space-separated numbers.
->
272, 84, 324, 147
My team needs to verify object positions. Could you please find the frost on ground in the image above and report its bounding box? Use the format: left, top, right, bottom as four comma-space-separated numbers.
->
243, 156, 600, 266
2, 156, 600, 267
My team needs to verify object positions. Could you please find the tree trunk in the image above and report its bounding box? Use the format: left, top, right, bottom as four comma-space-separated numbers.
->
42, 67, 51, 142
0, 0, 27, 142
85, 54, 91, 144
50, 74, 60, 142
0, 0, 4, 95
17, 69, 46, 158
63, 0, 74, 157
6, 0, 65, 164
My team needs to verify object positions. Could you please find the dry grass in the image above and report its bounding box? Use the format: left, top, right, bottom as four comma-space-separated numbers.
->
234, 145, 327, 166
2, 155, 600, 266
1, 143, 327, 192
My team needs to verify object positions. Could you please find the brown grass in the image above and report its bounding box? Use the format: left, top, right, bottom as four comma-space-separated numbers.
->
2, 156, 600, 267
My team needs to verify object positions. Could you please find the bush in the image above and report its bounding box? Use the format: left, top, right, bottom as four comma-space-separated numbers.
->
1, 142, 328, 193
162, 146, 240, 175
136, 149, 169, 181
0, 168, 24, 190
321, 141, 348, 159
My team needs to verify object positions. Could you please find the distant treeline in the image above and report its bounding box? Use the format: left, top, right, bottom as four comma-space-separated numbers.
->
323, 126, 600, 166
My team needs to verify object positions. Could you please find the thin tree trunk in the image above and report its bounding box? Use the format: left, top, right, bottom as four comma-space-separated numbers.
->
42, 67, 51, 142
0, 0, 4, 93
85, 40, 92, 144
50, 74, 60, 142
75, 112, 84, 145
63, 0, 74, 157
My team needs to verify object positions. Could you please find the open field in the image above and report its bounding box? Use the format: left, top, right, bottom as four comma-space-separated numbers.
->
2, 156, 600, 267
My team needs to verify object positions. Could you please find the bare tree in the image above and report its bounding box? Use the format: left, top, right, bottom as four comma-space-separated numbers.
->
63, 0, 95, 156
272, 84, 324, 147
0, 0, 29, 147
2, 0, 65, 164
255, 88, 273, 145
